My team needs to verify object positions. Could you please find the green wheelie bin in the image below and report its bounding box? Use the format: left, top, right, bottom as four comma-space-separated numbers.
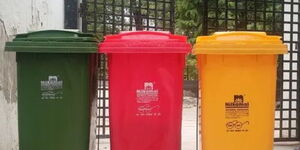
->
5, 30, 99, 150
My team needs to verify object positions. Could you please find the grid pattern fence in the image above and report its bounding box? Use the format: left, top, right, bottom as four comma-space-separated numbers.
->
276, 0, 300, 141
82, 0, 175, 35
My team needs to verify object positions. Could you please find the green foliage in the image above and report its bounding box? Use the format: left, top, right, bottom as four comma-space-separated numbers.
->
185, 54, 198, 80
175, 0, 203, 80
175, 0, 203, 44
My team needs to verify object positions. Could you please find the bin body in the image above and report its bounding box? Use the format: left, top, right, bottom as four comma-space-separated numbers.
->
99, 31, 191, 150
199, 55, 277, 150
17, 53, 90, 150
5, 30, 98, 150
193, 32, 287, 150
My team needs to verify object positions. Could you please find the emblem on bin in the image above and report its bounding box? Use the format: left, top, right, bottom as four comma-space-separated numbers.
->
144, 82, 154, 90
225, 95, 250, 119
41, 76, 63, 91
234, 95, 244, 103
136, 82, 159, 103
41, 75, 63, 100
225, 95, 249, 108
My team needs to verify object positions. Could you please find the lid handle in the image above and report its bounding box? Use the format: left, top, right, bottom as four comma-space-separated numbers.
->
213, 32, 266, 37
210, 32, 281, 41
15, 30, 94, 39
105, 31, 186, 41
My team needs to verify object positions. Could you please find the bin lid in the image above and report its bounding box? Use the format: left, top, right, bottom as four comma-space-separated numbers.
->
99, 31, 191, 53
193, 32, 288, 54
5, 30, 99, 53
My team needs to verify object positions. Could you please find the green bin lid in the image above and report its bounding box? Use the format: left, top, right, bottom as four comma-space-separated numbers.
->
5, 30, 99, 53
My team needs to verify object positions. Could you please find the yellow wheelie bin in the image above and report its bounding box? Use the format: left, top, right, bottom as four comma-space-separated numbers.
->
193, 32, 287, 150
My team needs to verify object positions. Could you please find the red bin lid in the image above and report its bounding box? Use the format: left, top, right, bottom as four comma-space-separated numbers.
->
98, 31, 191, 53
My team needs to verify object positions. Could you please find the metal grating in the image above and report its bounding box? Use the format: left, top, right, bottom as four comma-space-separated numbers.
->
274, 0, 300, 141
81, 0, 176, 145
82, 0, 175, 35
202, 0, 300, 142
203, 0, 283, 35
96, 54, 110, 139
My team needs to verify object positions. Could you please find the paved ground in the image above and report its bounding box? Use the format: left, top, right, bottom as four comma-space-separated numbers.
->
274, 144, 300, 150
97, 97, 300, 150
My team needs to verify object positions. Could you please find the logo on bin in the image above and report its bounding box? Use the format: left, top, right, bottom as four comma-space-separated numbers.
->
225, 95, 249, 108
41, 76, 63, 91
225, 95, 250, 131
136, 82, 161, 116
138, 104, 160, 113
136, 82, 159, 103
41, 76, 63, 100
226, 120, 249, 132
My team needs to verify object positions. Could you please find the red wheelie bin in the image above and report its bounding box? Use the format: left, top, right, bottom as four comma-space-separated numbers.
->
99, 31, 191, 150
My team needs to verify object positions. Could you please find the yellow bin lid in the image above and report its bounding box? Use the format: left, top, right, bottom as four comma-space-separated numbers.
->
193, 32, 288, 54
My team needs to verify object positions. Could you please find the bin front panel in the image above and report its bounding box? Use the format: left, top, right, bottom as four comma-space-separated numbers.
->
108, 53, 185, 150
199, 55, 277, 150
17, 53, 90, 150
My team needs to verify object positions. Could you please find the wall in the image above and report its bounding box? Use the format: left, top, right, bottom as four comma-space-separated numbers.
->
0, 0, 64, 149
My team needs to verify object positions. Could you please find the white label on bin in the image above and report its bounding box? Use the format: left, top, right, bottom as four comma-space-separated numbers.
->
225, 95, 250, 132
40, 76, 63, 100
136, 82, 161, 116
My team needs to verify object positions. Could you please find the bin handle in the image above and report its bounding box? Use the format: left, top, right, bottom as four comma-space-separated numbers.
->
210, 32, 281, 40
213, 32, 266, 37
104, 31, 187, 41
15, 30, 94, 39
